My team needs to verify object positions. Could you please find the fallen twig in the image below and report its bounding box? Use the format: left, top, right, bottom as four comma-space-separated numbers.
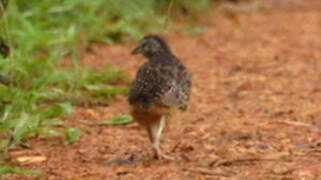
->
213, 152, 290, 167
274, 120, 314, 127
182, 168, 234, 177
214, 157, 262, 167
77, 119, 134, 126
258, 119, 319, 132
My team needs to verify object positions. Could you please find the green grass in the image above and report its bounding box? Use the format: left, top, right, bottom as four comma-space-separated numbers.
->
0, 0, 209, 177
0, 165, 42, 178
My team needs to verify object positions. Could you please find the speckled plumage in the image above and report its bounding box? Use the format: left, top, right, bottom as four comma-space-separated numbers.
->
128, 35, 191, 160
129, 36, 191, 111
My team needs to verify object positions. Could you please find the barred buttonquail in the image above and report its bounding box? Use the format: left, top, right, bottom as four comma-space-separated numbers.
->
128, 35, 191, 160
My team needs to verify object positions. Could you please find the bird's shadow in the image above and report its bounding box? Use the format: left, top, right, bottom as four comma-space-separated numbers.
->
103, 153, 153, 166
105, 155, 136, 165
103, 152, 182, 166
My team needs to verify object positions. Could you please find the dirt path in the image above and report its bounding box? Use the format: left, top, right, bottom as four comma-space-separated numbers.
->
5, 1, 321, 179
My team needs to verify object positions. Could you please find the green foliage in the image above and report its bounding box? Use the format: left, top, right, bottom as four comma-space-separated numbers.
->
181, 25, 209, 36
44, 102, 73, 117
160, 0, 210, 12
64, 128, 82, 144
107, 115, 133, 125
0, 165, 42, 177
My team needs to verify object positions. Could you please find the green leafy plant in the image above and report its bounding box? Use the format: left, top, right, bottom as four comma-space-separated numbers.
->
64, 128, 82, 144
107, 115, 133, 125
0, 165, 42, 178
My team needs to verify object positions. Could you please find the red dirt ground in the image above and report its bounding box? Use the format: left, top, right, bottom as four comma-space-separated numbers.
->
5, 0, 321, 179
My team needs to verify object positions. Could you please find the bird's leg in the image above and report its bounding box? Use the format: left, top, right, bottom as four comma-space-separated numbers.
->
147, 115, 174, 160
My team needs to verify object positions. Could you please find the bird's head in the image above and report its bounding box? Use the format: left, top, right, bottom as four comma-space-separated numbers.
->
131, 35, 170, 58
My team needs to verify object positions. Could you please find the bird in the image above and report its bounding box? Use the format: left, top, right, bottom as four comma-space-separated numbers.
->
128, 35, 191, 160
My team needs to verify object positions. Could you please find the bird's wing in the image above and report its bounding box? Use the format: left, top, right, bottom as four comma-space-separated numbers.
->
159, 68, 191, 111
129, 62, 191, 111
128, 63, 170, 108
160, 81, 184, 106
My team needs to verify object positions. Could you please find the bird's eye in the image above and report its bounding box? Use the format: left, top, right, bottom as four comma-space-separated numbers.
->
143, 43, 150, 51
141, 39, 147, 45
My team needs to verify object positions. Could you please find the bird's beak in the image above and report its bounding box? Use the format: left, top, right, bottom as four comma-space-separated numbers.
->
131, 46, 143, 55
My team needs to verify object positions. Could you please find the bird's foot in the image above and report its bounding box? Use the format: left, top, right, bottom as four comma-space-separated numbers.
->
158, 152, 175, 160
153, 148, 175, 160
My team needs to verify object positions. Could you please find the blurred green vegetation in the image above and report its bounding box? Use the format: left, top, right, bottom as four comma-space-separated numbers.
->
0, 165, 41, 177
0, 0, 209, 176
